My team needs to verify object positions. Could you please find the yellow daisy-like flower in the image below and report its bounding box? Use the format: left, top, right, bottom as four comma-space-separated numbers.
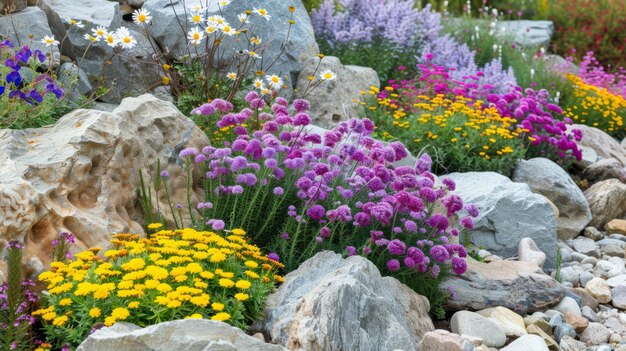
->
218, 278, 234, 288
211, 312, 231, 321
52, 315, 68, 326
234, 293, 249, 301
59, 298, 72, 306
89, 307, 101, 318
244, 261, 258, 269
235, 280, 251, 290
147, 223, 163, 230
211, 302, 225, 311
128, 301, 140, 309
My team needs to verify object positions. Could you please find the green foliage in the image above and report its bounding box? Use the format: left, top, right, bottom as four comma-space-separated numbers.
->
444, 17, 576, 105
0, 243, 33, 351
302, 0, 325, 12
549, 0, 626, 70
318, 40, 417, 83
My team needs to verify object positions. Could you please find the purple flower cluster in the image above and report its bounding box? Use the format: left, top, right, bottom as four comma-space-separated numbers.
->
1, 42, 64, 103
311, 0, 420, 48
489, 87, 583, 160
184, 92, 476, 280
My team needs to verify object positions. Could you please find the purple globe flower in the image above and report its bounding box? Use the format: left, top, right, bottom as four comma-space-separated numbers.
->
268, 253, 280, 262
387, 239, 406, 255
451, 257, 467, 275
307, 205, 326, 221
387, 259, 401, 272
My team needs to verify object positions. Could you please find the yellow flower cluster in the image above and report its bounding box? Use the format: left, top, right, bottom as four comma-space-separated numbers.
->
34, 227, 283, 344
374, 93, 524, 160
564, 74, 626, 137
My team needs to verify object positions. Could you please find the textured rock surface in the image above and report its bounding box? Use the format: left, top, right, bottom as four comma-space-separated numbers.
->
607, 219, 626, 235
569, 124, 626, 166
496, 20, 554, 47
441, 258, 565, 315
294, 56, 379, 129
583, 158, 626, 183
144, 0, 318, 99
446, 172, 558, 268
518, 237, 547, 268
0, 94, 207, 275
476, 307, 527, 337
77, 320, 286, 351
584, 179, 626, 229
579, 322, 611, 345
513, 158, 591, 240
0, 7, 60, 67
450, 311, 506, 348
417, 330, 475, 351
256, 251, 434, 351
501, 334, 548, 351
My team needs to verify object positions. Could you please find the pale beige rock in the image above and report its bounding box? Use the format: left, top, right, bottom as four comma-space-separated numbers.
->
564, 311, 589, 333
526, 325, 558, 350
606, 219, 626, 235
417, 329, 476, 351
77, 320, 286, 351
477, 307, 527, 337
585, 277, 612, 303
0, 94, 208, 276
569, 124, 626, 166
584, 179, 626, 229
518, 237, 547, 268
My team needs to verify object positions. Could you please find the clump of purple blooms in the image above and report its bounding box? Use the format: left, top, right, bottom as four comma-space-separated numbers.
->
1, 40, 64, 104
173, 92, 477, 291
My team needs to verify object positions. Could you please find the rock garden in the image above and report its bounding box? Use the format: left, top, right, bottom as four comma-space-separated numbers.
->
1, 0, 626, 350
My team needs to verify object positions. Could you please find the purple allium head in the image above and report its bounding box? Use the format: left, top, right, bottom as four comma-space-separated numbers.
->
268, 253, 280, 262
293, 113, 311, 126
281, 232, 290, 240
231, 185, 244, 194
451, 257, 467, 275
346, 245, 357, 256
460, 216, 474, 230
211, 220, 225, 231
387, 259, 401, 272
160, 170, 170, 178
387, 239, 406, 255
465, 204, 480, 218
320, 226, 331, 238
273, 187, 284, 195
245, 91, 259, 102
354, 212, 371, 227
293, 98, 310, 112
179, 148, 198, 158
415, 153, 433, 174
307, 204, 326, 221
430, 245, 450, 262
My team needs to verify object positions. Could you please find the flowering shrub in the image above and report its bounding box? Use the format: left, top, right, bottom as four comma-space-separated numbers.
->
311, 0, 422, 80
0, 242, 40, 351
576, 51, 626, 99
0, 40, 66, 129
563, 74, 626, 138
366, 58, 582, 174
146, 92, 477, 317
34, 227, 283, 349
549, 0, 626, 70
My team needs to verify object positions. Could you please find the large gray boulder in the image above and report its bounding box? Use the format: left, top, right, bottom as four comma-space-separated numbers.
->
441, 258, 565, 315
513, 158, 592, 240
295, 56, 379, 129
584, 179, 626, 229
144, 0, 319, 99
496, 20, 554, 47
446, 172, 558, 268
0, 7, 60, 67
0, 94, 207, 277
77, 320, 286, 351
255, 251, 434, 351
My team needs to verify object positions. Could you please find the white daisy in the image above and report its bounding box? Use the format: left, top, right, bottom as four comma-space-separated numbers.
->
319, 70, 336, 81
205, 24, 217, 34
83, 33, 99, 42
250, 36, 261, 45
104, 32, 118, 47
246, 50, 261, 59
116, 28, 137, 49
208, 15, 226, 25
218, 0, 231, 6
65, 18, 85, 28
253, 78, 265, 90
237, 13, 248, 23
132, 8, 152, 26
253, 8, 271, 20
187, 27, 205, 45
226, 72, 237, 81
41, 35, 59, 47
91, 26, 108, 39
219, 23, 234, 36
265, 74, 283, 90
188, 12, 205, 25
